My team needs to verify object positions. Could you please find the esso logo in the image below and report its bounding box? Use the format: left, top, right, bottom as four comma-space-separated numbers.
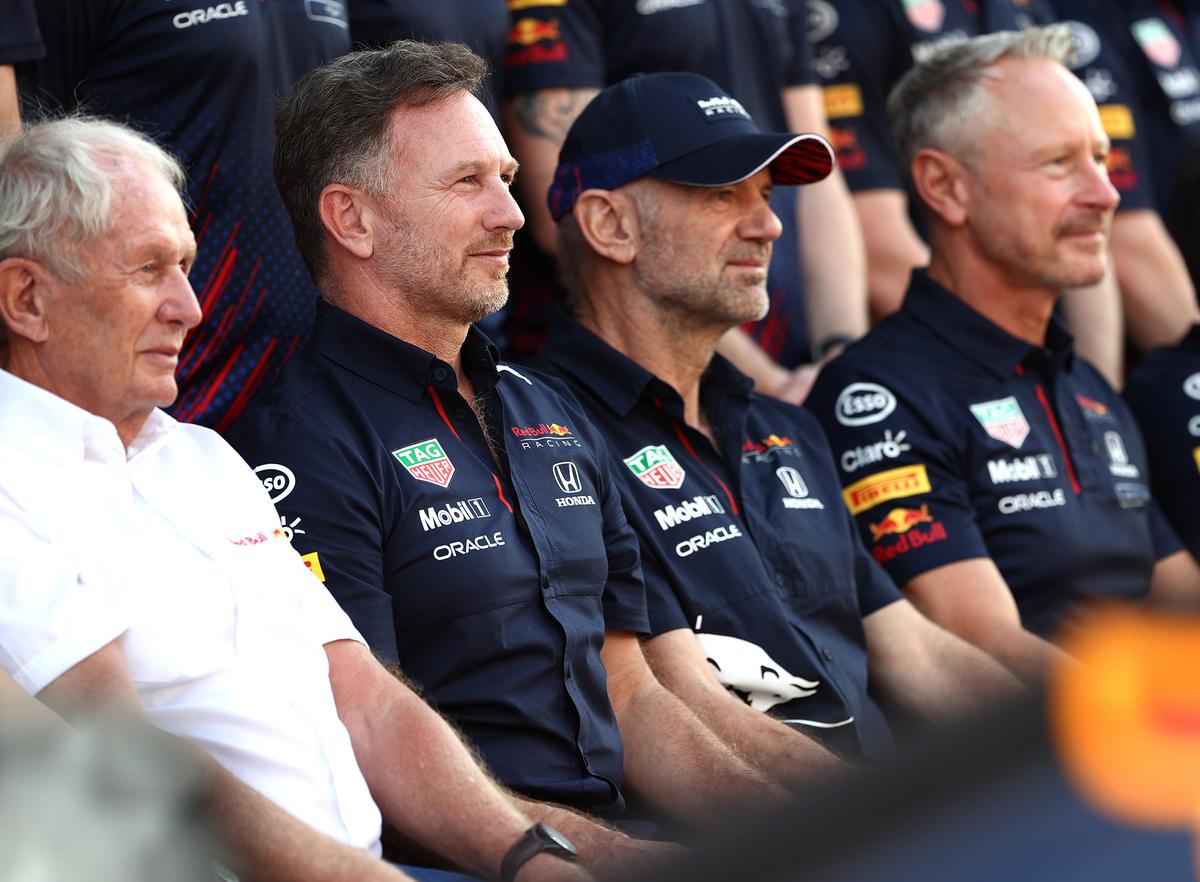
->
1184, 372, 1200, 401
835, 382, 897, 426
253, 463, 296, 504
807, 0, 838, 42
1065, 20, 1101, 70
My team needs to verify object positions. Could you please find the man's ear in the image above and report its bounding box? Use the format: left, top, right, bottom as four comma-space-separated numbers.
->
318, 184, 377, 260
573, 189, 640, 265
0, 258, 52, 343
911, 147, 970, 227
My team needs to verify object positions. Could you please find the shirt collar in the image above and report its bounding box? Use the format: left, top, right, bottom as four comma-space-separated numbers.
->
541, 311, 754, 420
308, 299, 502, 402
902, 268, 1076, 380
0, 368, 177, 467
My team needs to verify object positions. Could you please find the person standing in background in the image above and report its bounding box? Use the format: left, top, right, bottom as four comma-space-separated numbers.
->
19, 0, 351, 431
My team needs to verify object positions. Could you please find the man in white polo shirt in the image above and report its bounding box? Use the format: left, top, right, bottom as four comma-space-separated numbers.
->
0, 117, 592, 882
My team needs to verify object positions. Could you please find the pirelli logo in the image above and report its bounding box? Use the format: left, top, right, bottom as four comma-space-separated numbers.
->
823, 83, 863, 120
1193, 446, 1200, 474
842, 464, 931, 516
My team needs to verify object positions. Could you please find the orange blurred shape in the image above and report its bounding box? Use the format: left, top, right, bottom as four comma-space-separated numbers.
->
1052, 605, 1200, 828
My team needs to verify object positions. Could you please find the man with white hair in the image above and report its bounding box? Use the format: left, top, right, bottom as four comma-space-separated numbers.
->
808, 26, 1200, 682
0, 116, 594, 882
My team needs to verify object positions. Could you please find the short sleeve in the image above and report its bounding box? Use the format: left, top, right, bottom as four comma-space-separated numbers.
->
0, 0, 43, 65
783, 0, 817, 87
1055, 4, 1157, 210
225, 413, 399, 662
0, 504, 127, 695
807, 367, 992, 586
503, 0, 607, 95
811, 0, 908, 191
1148, 500, 1186, 562
852, 532, 904, 616
16, 0, 109, 112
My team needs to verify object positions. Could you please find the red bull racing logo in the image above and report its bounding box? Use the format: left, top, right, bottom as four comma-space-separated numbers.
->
510, 422, 581, 449
741, 434, 799, 463
869, 505, 948, 564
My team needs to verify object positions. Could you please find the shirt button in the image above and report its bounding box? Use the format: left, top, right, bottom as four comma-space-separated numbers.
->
433, 367, 448, 382
774, 572, 786, 586
453, 407, 470, 421
821, 649, 834, 662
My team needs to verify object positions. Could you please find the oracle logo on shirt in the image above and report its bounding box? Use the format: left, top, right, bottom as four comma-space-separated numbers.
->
172, 1, 249, 29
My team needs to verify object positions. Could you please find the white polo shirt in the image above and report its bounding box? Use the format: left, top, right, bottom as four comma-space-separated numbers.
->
0, 368, 382, 854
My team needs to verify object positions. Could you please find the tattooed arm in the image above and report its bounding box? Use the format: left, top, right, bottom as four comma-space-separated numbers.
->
504, 87, 600, 256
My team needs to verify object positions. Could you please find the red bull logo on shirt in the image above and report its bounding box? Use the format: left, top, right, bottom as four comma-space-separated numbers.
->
392, 438, 455, 488
869, 504, 933, 542
507, 17, 560, 46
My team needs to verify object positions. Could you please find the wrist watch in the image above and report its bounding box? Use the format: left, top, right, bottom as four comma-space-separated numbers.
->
500, 823, 578, 882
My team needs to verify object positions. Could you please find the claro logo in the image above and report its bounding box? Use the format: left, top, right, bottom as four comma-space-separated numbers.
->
835, 382, 897, 426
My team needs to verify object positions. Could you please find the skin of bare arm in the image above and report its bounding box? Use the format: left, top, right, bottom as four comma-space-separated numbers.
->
900, 557, 1075, 686
38, 640, 411, 882
1110, 209, 1200, 351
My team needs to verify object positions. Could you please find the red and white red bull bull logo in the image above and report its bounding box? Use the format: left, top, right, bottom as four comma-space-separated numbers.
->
869, 504, 934, 542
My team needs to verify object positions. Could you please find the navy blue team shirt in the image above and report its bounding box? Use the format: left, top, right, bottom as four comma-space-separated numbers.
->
1125, 324, 1200, 562
225, 300, 649, 814
538, 316, 898, 761
20, 0, 350, 431
1, 0, 42, 64
807, 270, 1181, 639
811, 0, 1055, 192
1053, 0, 1200, 217
502, 0, 818, 367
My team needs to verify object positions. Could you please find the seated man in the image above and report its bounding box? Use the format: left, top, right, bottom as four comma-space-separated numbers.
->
0, 116, 594, 882
807, 27, 1200, 683
226, 40, 792, 837
1125, 325, 1200, 561
532, 71, 1020, 772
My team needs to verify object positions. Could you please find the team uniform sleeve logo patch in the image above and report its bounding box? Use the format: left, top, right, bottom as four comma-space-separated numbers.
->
869, 504, 933, 542
969, 397, 1031, 449
842, 464, 931, 515
624, 444, 686, 490
1133, 18, 1181, 69
392, 438, 456, 487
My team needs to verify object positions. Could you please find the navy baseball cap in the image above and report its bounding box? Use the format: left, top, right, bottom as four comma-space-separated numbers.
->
548, 72, 835, 222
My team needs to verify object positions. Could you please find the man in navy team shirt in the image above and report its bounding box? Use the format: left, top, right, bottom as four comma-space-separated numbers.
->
808, 27, 1200, 683
228, 41, 805, 868
533, 69, 1019, 774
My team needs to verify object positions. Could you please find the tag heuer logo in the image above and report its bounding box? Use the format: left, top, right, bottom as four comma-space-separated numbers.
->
969, 397, 1030, 449
392, 438, 455, 487
623, 444, 686, 490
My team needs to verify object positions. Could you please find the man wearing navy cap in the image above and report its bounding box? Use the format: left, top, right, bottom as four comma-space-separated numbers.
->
808, 27, 1200, 682
227, 41, 797, 867
536, 68, 1020, 774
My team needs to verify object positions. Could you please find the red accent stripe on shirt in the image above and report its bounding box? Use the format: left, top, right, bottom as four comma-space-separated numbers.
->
491, 474, 514, 513
671, 420, 740, 517
214, 338, 278, 434
427, 387, 463, 441
1032, 383, 1081, 496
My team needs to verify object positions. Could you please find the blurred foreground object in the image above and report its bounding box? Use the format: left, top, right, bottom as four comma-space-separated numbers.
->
1053, 605, 1200, 828
0, 716, 220, 882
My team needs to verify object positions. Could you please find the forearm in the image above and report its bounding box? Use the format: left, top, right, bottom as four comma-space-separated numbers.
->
618, 683, 789, 824
349, 687, 535, 880
0, 66, 20, 134
1059, 264, 1123, 389
1111, 209, 1199, 351
854, 190, 928, 321
715, 327, 790, 394
799, 174, 869, 342
202, 755, 408, 882
669, 680, 848, 796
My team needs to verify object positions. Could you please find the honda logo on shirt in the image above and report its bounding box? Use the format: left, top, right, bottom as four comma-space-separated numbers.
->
777, 466, 808, 498
553, 461, 582, 494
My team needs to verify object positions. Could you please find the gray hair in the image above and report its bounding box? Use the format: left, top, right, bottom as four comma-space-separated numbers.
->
0, 116, 186, 283
887, 25, 1076, 185
274, 40, 487, 285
